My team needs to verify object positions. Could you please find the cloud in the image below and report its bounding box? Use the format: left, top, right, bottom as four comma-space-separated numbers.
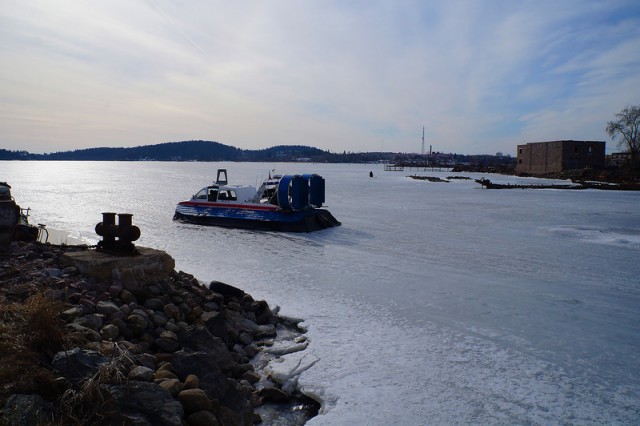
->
1, 0, 639, 154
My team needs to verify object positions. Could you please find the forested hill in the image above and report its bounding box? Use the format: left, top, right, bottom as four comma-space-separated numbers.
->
0, 141, 516, 167
0, 140, 352, 162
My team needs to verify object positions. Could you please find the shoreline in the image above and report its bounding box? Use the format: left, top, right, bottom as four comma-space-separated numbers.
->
0, 241, 319, 425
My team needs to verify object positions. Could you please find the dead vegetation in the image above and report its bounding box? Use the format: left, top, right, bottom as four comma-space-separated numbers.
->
0, 291, 138, 425
0, 292, 67, 400
57, 348, 132, 425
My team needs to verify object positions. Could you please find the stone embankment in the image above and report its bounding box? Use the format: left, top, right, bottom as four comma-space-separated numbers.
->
0, 241, 318, 425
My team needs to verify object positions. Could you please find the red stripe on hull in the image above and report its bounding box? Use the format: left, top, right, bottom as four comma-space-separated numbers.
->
178, 201, 280, 211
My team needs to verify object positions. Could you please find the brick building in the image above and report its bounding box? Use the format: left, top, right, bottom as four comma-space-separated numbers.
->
516, 140, 606, 174
607, 152, 632, 168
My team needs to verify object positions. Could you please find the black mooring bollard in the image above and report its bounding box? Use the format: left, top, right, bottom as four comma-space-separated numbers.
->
95, 212, 140, 255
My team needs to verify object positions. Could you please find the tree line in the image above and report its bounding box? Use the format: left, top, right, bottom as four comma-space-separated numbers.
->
0, 141, 363, 162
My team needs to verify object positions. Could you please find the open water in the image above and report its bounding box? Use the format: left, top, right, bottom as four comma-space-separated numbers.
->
3, 161, 640, 424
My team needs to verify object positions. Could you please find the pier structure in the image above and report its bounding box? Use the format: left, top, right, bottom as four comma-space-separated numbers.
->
384, 164, 451, 172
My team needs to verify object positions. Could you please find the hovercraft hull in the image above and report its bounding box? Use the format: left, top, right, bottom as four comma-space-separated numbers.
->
173, 202, 340, 232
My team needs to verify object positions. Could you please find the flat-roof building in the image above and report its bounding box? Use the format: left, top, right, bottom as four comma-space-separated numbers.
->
516, 140, 605, 174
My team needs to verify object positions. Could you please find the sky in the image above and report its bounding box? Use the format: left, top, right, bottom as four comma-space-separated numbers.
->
1, 1, 639, 155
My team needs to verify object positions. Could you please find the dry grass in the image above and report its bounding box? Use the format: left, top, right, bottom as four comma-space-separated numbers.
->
0, 292, 137, 424
56, 345, 133, 425
0, 292, 67, 399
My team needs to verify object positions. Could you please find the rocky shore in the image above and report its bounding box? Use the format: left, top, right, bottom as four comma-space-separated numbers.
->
0, 241, 319, 425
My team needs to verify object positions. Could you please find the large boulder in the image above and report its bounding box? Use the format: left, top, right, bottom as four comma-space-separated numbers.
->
177, 388, 212, 414
171, 351, 229, 401
209, 281, 245, 299
101, 381, 183, 426
172, 350, 253, 423
52, 348, 108, 383
178, 325, 234, 371
202, 311, 229, 343
0, 394, 53, 426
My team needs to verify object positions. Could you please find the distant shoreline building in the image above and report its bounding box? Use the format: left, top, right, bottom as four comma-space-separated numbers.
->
516, 140, 606, 174
607, 151, 632, 168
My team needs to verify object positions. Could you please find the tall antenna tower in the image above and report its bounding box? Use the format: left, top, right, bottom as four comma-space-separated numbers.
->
421, 126, 425, 155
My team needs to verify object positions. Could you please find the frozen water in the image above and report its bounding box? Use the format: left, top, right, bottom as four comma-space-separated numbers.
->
3, 161, 639, 424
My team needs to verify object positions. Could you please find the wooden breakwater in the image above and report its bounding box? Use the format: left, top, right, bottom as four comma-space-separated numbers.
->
475, 178, 640, 191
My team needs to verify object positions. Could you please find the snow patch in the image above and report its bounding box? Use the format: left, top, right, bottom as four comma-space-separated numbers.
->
542, 225, 640, 249
265, 352, 320, 395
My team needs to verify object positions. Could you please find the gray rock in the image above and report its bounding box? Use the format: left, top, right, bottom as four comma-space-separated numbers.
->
111, 318, 134, 340
202, 311, 228, 342
259, 386, 290, 403
244, 344, 259, 358
238, 332, 253, 346
84, 328, 102, 342
102, 381, 183, 426
230, 363, 253, 379
127, 314, 148, 329
131, 308, 150, 321
42, 267, 62, 277
144, 297, 165, 311
154, 337, 180, 353
77, 279, 95, 292
217, 402, 254, 426
187, 410, 220, 426
128, 365, 155, 382
136, 353, 157, 370
241, 370, 261, 384
60, 306, 84, 321
120, 289, 136, 304
171, 350, 251, 425
152, 313, 168, 327
122, 274, 149, 299
52, 348, 108, 382
233, 344, 247, 358
78, 297, 96, 314
0, 394, 54, 426
96, 300, 121, 317
178, 326, 234, 371
108, 285, 122, 298
202, 301, 219, 312
110, 309, 127, 322
209, 280, 245, 299
253, 300, 277, 325
128, 323, 145, 337
163, 303, 181, 320
61, 266, 79, 276
160, 330, 178, 341
140, 333, 155, 345
164, 321, 180, 334
238, 318, 276, 337
119, 304, 132, 316
171, 351, 230, 400
73, 314, 103, 330
100, 323, 120, 340
178, 302, 192, 315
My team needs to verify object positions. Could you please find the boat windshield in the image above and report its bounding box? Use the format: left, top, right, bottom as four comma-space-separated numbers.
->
193, 188, 208, 200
